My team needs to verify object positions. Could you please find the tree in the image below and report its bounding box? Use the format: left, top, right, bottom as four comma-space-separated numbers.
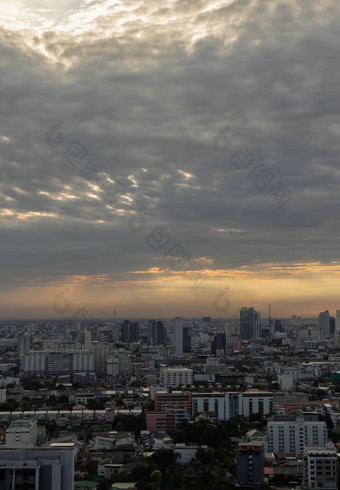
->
150, 470, 162, 490
86, 458, 98, 478
195, 447, 214, 465
151, 449, 179, 468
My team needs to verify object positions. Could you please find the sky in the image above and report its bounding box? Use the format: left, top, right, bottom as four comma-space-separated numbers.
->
0, 0, 340, 319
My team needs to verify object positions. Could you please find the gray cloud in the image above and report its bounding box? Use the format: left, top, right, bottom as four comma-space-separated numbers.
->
1, 0, 340, 315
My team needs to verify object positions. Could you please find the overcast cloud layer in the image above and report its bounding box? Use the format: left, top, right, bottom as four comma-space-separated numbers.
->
1, 0, 340, 318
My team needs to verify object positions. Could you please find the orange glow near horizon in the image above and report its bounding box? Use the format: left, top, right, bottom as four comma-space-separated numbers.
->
1, 261, 340, 319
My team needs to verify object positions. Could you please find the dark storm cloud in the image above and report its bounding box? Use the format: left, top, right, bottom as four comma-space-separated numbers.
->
1, 0, 340, 293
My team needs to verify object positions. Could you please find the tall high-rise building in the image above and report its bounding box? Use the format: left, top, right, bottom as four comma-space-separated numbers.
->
148, 320, 167, 345
335, 310, 340, 334
183, 326, 191, 353
254, 311, 260, 338
211, 333, 226, 355
78, 329, 91, 347
120, 320, 139, 343
112, 323, 120, 342
173, 317, 184, 355
319, 310, 330, 337
19, 333, 31, 360
92, 342, 111, 375
240, 307, 260, 339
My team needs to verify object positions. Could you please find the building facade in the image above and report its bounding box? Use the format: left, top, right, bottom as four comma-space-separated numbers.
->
160, 367, 193, 387
303, 444, 337, 490
266, 417, 327, 454
0, 445, 75, 490
5, 419, 38, 447
236, 442, 264, 487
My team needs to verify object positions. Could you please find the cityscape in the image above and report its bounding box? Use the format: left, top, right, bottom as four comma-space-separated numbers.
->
1, 0, 340, 489
0, 311, 340, 489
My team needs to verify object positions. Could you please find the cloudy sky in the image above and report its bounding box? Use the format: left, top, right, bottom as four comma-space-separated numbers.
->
0, 0, 340, 319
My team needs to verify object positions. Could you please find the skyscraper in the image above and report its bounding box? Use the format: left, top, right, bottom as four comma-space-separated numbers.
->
173, 317, 184, 355
336, 310, 340, 334
120, 320, 139, 342
319, 310, 330, 337
240, 307, 259, 339
211, 333, 226, 355
149, 321, 167, 346
183, 326, 191, 353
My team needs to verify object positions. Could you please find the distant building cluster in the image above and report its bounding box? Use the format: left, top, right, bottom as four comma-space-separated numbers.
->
1, 309, 340, 488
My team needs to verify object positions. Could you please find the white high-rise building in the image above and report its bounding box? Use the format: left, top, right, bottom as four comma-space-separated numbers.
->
173, 317, 184, 356
266, 417, 327, 454
240, 390, 273, 417
72, 350, 94, 372
22, 351, 46, 376
304, 443, 337, 490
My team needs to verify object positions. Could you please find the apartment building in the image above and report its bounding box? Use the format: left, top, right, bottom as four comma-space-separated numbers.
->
266, 416, 327, 454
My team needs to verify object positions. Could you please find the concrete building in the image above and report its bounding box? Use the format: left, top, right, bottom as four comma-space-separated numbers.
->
145, 410, 189, 433
18, 333, 31, 360
5, 419, 38, 447
319, 310, 330, 338
192, 392, 240, 421
120, 320, 139, 343
278, 368, 299, 391
107, 356, 119, 376
211, 333, 226, 356
149, 321, 167, 346
154, 391, 191, 414
22, 351, 46, 376
236, 441, 264, 487
336, 310, 340, 334
173, 317, 184, 355
72, 351, 94, 373
92, 342, 111, 375
118, 351, 132, 376
240, 391, 273, 418
160, 367, 193, 387
266, 417, 327, 454
0, 445, 75, 489
192, 390, 273, 421
0, 377, 6, 404
303, 444, 337, 490
22, 350, 93, 377
240, 307, 260, 340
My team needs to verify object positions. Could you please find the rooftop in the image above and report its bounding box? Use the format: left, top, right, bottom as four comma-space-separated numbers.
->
7, 419, 36, 432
